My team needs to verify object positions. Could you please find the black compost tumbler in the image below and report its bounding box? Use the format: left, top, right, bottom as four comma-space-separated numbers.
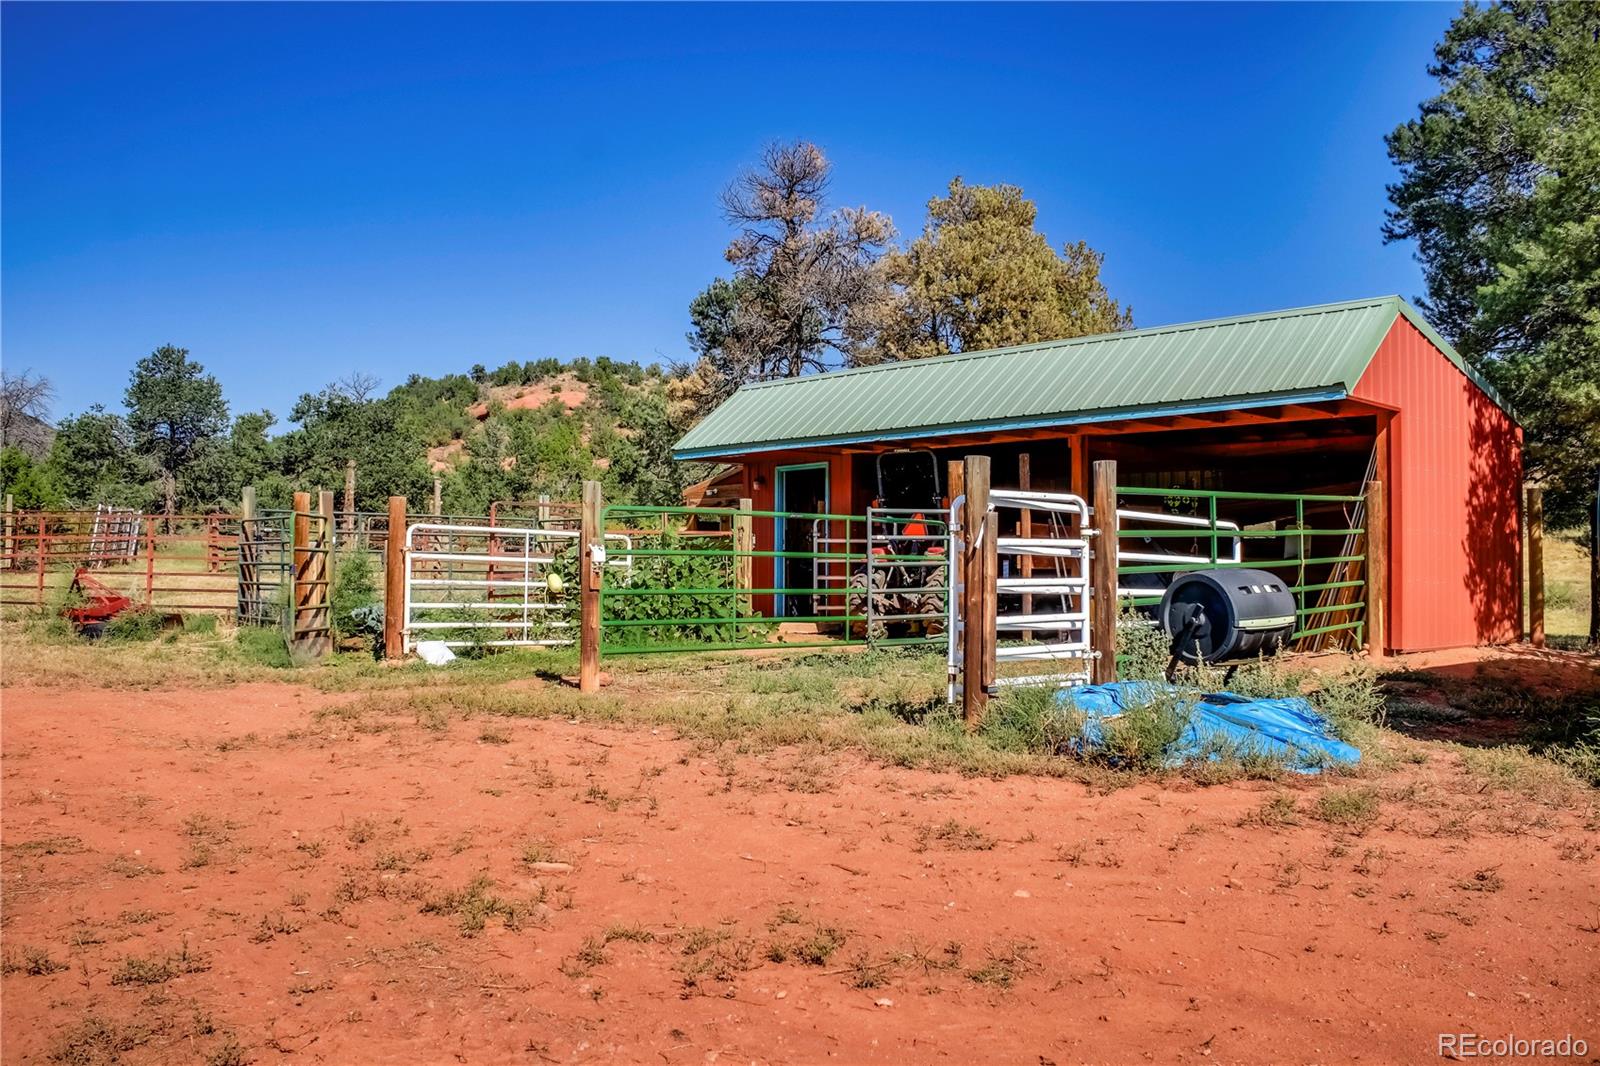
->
1158, 568, 1298, 665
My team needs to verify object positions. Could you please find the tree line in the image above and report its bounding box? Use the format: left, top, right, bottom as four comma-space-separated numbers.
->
0, 352, 685, 518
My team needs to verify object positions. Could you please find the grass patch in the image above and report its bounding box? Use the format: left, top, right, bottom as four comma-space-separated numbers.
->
1312, 786, 1381, 828
967, 941, 1034, 988
47, 1016, 159, 1065
420, 875, 540, 936
109, 942, 210, 986
249, 911, 302, 943
2, 945, 67, 976
765, 922, 848, 966
1242, 793, 1301, 828
603, 923, 654, 944
236, 625, 293, 668
675, 925, 755, 993
1458, 745, 1589, 801
914, 819, 997, 852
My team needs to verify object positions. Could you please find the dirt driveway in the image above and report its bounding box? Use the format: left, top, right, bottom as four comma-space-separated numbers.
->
2, 677, 1596, 1064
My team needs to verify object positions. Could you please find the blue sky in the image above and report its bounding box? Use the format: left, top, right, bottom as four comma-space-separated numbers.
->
2, 2, 1454, 426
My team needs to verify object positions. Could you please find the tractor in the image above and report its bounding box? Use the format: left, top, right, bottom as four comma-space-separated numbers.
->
847, 449, 949, 641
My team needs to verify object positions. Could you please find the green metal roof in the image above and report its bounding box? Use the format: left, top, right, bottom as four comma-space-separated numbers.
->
673, 296, 1509, 459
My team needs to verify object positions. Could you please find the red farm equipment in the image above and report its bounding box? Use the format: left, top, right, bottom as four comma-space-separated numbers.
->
848, 449, 948, 642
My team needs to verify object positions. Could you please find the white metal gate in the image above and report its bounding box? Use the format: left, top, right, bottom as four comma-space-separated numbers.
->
948, 489, 1098, 702
402, 521, 630, 652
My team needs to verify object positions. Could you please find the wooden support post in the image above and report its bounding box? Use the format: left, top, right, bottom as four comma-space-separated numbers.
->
1090, 460, 1119, 684
3, 493, 14, 570
961, 454, 991, 728
292, 491, 310, 653
36, 514, 48, 607
143, 516, 156, 606
1528, 486, 1545, 647
537, 493, 551, 527
238, 487, 258, 624
733, 497, 754, 617
946, 461, 964, 512
1069, 435, 1090, 503
384, 495, 407, 659
291, 491, 333, 658
579, 480, 603, 693
1364, 480, 1388, 658
343, 460, 357, 531
432, 477, 443, 518
316, 491, 334, 651
1018, 452, 1033, 641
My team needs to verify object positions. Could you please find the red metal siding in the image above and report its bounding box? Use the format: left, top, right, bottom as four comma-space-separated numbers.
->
1352, 318, 1522, 651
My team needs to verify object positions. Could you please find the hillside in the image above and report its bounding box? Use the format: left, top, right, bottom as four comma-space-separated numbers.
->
372, 356, 694, 515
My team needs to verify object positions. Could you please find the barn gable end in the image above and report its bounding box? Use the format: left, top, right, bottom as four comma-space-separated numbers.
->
1352, 316, 1522, 651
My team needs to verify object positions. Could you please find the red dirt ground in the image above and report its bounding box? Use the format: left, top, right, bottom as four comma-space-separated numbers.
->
2, 677, 1597, 1065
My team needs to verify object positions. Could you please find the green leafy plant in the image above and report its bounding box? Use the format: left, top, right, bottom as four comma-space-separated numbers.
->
602, 526, 770, 648
330, 548, 380, 641
104, 607, 166, 642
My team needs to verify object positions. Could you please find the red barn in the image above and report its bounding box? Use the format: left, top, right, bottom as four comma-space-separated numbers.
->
673, 297, 1523, 653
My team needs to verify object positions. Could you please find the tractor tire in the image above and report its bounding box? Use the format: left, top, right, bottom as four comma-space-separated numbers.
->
846, 566, 889, 643
917, 562, 948, 637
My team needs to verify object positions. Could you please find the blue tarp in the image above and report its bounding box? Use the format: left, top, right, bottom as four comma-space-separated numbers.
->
1057, 681, 1361, 773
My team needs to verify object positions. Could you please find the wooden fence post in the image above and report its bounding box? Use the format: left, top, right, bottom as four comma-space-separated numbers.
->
432, 477, 443, 518
1364, 480, 1387, 658
1018, 452, 1033, 641
1528, 486, 1545, 647
143, 516, 156, 607
237, 487, 258, 623
579, 480, 603, 693
317, 491, 335, 651
343, 460, 357, 531
961, 454, 991, 728
537, 493, 551, 527
384, 495, 407, 659
1090, 460, 1119, 685
292, 491, 310, 653
290, 491, 333, 658
35, 514, 48, 608
3, 493, 13, 571
733, 497, 754, 617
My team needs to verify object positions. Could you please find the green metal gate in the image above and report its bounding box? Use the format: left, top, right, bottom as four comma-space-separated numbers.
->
597, 504, 949, 655
1114, 486, 1369, 648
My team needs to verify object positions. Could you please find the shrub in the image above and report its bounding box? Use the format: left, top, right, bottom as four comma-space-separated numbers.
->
330, 549, 380, 641
104, 608, 165, 642
981, 685, 1082, 756
1097, 686, 1189, 770
1115, 608, 1169, 681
